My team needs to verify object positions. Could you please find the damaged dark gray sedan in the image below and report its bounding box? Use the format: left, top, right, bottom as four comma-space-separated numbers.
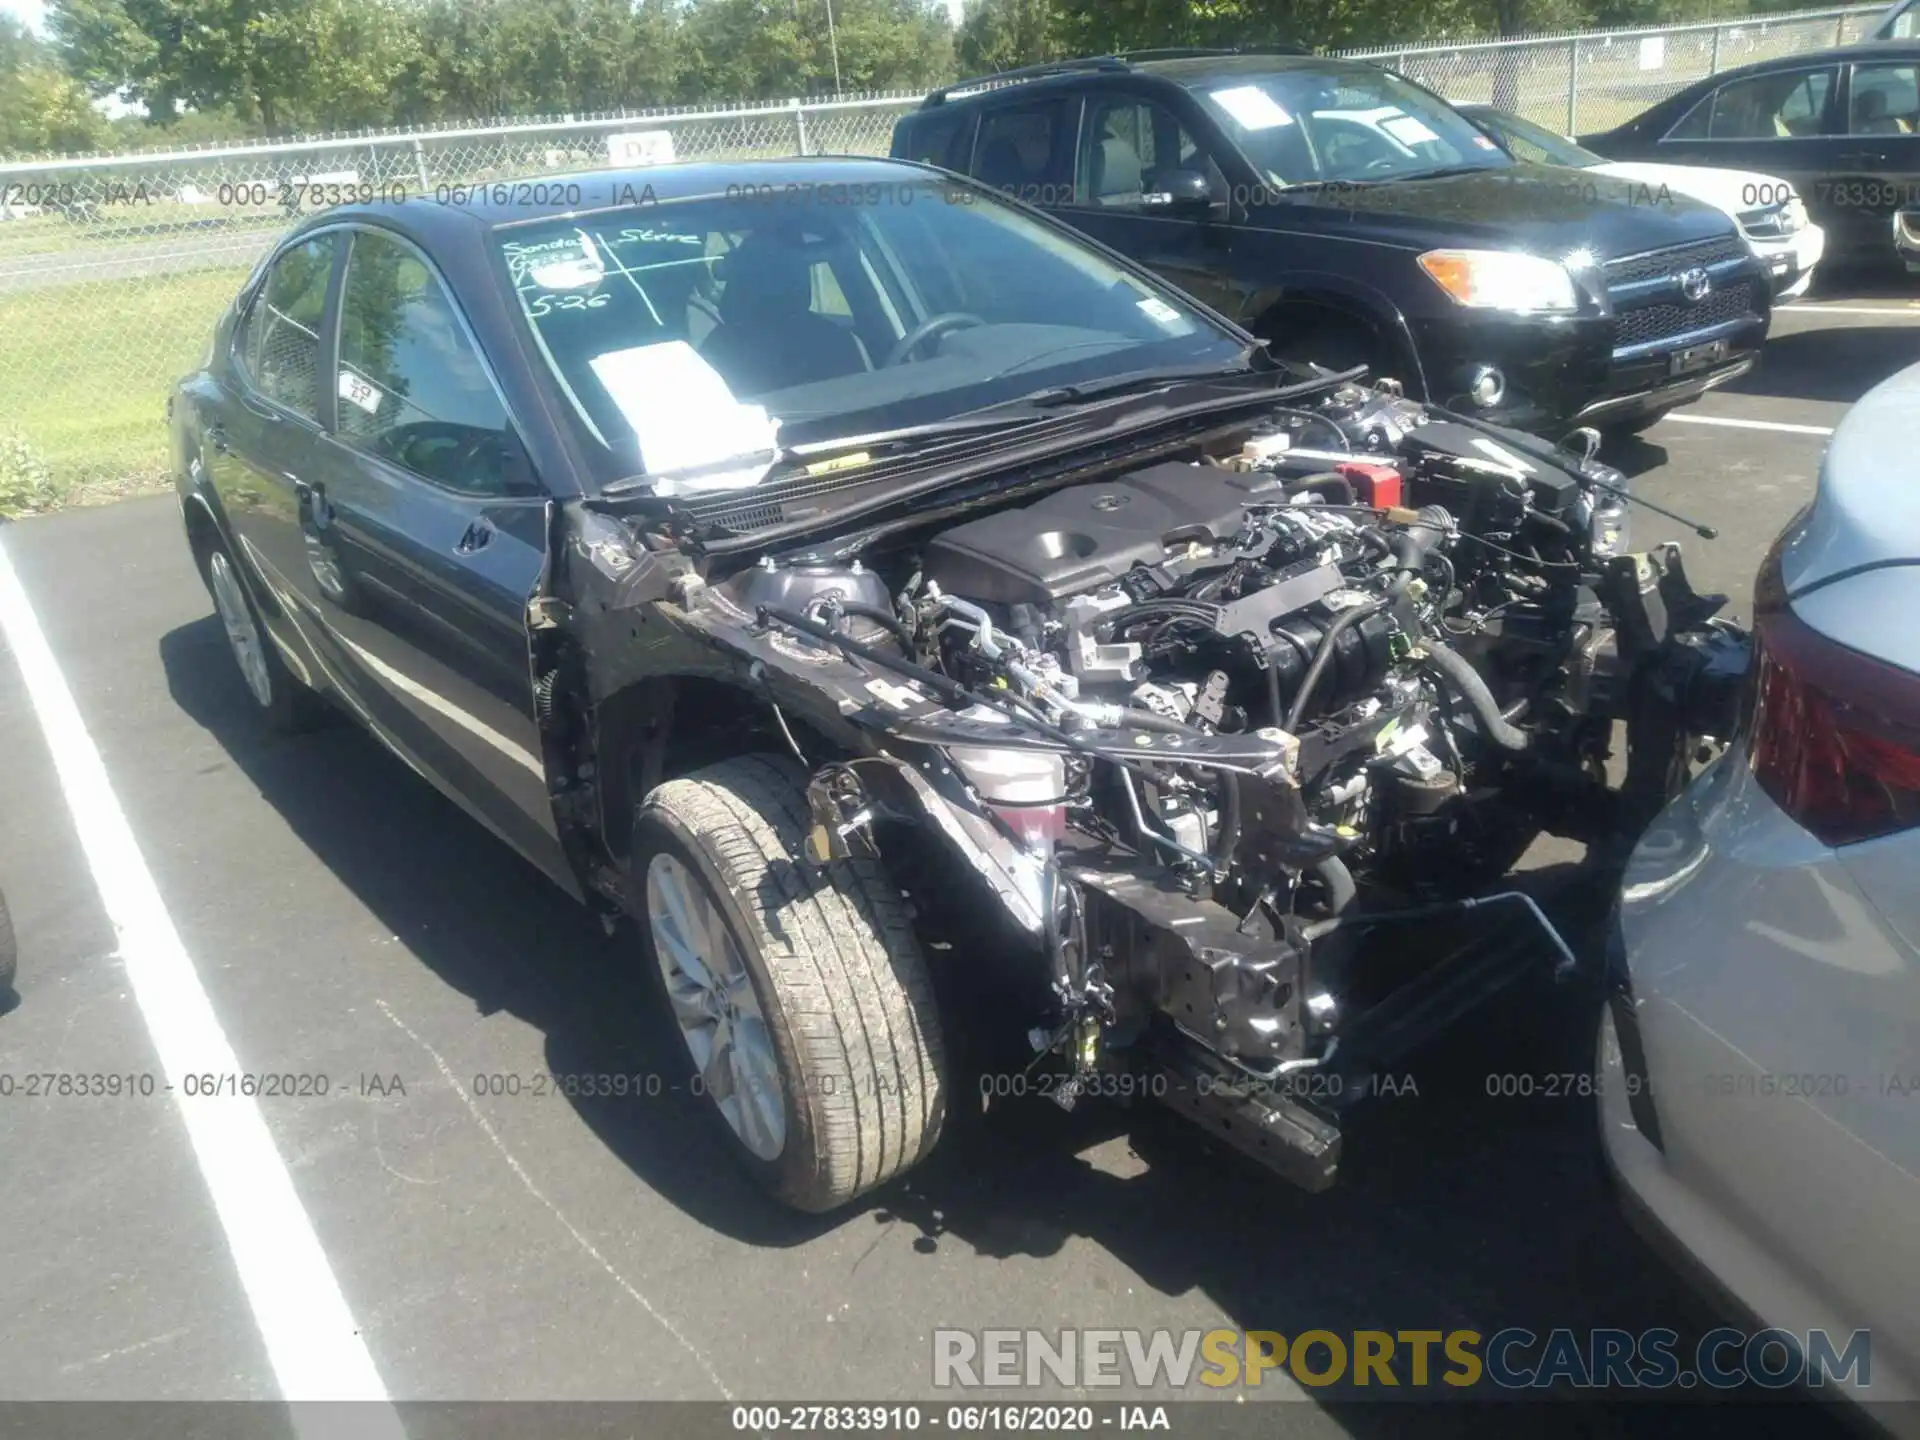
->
169, 158, 1749, 1212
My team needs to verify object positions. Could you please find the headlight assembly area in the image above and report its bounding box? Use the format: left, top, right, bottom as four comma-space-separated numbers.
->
3, 12, 1920, 1440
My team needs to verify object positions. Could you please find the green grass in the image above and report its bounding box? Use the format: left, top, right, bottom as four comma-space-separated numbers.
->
0, 265, 249, 512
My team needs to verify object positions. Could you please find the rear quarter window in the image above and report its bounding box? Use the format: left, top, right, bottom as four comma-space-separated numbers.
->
894, 110, 977, 172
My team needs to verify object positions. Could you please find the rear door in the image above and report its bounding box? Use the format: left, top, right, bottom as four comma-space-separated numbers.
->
1651, 63, 1852, 240
1053, 87, 1245, 319
303, 224, 575, 893
969, 90, 1084, 211
213, 232, 344, 678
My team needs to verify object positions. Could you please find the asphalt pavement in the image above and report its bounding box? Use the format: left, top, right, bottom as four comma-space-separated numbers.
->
0, 287, 1915, 1437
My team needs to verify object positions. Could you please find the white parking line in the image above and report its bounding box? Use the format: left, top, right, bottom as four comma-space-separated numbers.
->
1664, 414, 1834, 437
1777, 304, 1920, 317
0, 538, 402, 1435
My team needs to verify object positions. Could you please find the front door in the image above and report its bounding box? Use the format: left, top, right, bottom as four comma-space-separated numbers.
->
306, 224, 574, 893
1055, 92, 1243, 319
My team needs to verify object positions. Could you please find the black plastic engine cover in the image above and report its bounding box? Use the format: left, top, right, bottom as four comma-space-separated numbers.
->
923, 462, 1271, 606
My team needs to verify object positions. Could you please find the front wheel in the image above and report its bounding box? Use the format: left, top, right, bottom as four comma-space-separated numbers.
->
633, 755, 947, 1212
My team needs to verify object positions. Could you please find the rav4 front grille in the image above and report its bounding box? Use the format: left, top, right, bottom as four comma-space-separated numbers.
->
1613, 280, 1758, 349
1602, 235, 1750, 287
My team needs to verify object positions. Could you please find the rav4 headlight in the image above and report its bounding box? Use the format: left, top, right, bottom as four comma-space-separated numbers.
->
1417, 248, 1580, 314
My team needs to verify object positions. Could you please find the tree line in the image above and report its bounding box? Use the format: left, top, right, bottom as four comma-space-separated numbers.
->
2, 0, 1825, 157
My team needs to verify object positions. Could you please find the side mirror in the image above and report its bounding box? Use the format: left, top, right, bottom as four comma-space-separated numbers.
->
1141, 169, 1216, 214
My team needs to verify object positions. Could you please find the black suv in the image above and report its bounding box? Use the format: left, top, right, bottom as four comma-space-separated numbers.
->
892, 51, 1773, 438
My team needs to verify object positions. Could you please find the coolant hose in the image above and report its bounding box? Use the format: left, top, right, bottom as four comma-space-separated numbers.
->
1420, 640, 1531, 753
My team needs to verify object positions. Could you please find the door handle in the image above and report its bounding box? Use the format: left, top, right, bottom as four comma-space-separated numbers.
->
456, 517, 494, 554
206, 424, 230, 454
294, 478, 333, 529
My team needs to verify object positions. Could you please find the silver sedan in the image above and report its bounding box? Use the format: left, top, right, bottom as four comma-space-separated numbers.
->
1600, 360, 1920, 1423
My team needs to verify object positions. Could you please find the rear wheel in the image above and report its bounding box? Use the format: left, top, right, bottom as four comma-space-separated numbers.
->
201, 543, 322, 732
633, 755, 946, 1212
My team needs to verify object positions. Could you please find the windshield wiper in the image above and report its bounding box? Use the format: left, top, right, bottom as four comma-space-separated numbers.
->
1017, 353, 1272, 409
1394, 164, 1504, 183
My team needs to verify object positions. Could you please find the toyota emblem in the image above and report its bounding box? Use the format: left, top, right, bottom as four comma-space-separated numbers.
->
1678, 267, 1712, 302
1090, 493, 1130, 512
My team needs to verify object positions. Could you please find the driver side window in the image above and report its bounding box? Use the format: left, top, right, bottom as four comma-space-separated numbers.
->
1080, 97, 1213, 208
336, 228, 528, 496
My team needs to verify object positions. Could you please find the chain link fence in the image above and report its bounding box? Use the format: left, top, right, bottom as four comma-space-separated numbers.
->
0, 5, 1883, 506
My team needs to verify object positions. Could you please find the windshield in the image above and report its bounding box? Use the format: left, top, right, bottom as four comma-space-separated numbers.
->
493, 179, 1247, 484
1197, 64, 1511, 188
1468, 108, 1606, 169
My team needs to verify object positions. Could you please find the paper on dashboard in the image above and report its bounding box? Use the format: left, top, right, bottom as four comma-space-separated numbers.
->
588, 340, 782, 493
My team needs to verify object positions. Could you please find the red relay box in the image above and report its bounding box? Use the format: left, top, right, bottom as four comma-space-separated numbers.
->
1335, 461, 1403, 510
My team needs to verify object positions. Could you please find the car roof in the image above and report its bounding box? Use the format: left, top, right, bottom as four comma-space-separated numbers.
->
297, 155, 948, 244
923, 50, 1362, 109
1132, 53, 1360, 85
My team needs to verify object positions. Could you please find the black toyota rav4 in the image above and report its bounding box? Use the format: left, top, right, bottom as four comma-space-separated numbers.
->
892, 50, 1772, 439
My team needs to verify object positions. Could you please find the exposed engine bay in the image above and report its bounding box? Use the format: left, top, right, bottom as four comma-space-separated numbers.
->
593, 377, 1750, 1192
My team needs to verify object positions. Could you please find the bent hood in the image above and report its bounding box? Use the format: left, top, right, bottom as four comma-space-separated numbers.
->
1274, 161, 1739, 261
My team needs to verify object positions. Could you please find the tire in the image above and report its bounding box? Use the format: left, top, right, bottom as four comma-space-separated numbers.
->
199, 540, 322, 733
0, 886, 15, 994
633, 754, 946, 1212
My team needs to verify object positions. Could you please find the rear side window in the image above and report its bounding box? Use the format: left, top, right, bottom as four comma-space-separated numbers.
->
972, 97, 1081, 205
236, 235, 336, 421
334, 229, 529, 496
1673, 67, 1838, 140
895, 110, 977, 172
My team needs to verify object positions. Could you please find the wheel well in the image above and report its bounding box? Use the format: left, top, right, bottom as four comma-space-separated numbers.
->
590, 675, 831, 868
182, 496, 220, 578
1253, 299, 1422, 394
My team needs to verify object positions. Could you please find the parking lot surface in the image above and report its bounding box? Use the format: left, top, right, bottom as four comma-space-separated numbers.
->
1, 289, 1915, 1433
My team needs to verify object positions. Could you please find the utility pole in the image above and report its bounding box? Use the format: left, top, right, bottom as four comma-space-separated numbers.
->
826, 0, 843, 96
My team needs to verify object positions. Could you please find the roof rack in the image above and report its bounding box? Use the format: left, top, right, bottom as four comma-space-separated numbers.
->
1115, 45, 1314, 61
920, 45, 1318, 105
923, 56, 1131, 106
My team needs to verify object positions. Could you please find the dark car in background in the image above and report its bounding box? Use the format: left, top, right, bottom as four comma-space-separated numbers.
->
892, 50, 1772, 439
1580, 40, 1920, 270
